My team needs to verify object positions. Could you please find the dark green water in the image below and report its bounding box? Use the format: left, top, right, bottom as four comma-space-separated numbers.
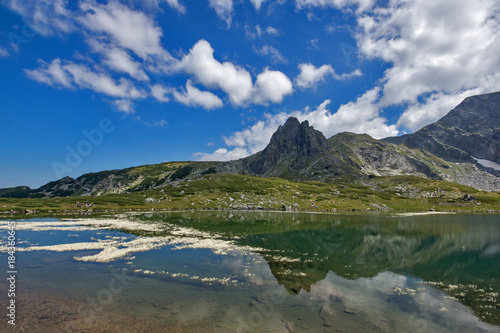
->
1, 211, 499, 332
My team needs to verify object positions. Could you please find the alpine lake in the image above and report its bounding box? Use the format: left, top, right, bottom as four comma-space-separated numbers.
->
1, 211, 499, 332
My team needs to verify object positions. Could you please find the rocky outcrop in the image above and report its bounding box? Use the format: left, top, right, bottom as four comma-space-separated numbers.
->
37, 176, 76, 197
329, 133, 445, 179
248, 117, 331, 174
224, 117, 350, 180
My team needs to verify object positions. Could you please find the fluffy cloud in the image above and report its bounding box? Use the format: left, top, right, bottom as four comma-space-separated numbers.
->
250, 0, 267, 11
88, 40, 149, 81
24, 58, 73, 88
294, 63, 361, 88
4, 0, 74, 35
151, 80, 223, 110
334, 69, 362, 80
178, 40, 293, 106
325, 88, 397, 137
172, 80, 223, 110
252, 69, 293, 105
177, 40, 253, 105
150, 84, 171, 102
292, 0, 500, 132
194, 147, 249, 161
195, 90, 397, 161
208, 0, 233, 27
164, 0, 187, 13
354, 0, 500, 131
25, 59, 146, 102
114, 99, 134, 113
79, 1, 170, 61
62, 63, 145, 99
294, 63, 334, 88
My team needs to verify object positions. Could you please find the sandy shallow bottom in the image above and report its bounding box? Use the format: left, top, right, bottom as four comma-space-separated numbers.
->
2, 275, 498, 333
0, 280, 384, 333
0, 282, 199, 333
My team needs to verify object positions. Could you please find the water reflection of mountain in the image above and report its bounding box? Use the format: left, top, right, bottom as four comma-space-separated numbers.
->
139, 211, 500, 324
232, 214, 500, 293
141, 211, 500, 291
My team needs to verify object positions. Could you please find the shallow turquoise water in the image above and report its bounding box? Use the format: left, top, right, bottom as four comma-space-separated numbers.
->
1, 211, 499, 332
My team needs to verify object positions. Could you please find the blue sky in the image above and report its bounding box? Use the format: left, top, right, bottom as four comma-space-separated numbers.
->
1, 0, 499, 188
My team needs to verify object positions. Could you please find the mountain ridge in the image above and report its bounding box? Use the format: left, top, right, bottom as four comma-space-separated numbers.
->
386, 91, 500, 170
3, 91, 500, 198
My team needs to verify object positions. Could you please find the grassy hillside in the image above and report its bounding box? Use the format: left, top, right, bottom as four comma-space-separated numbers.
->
1, 173, 499, 215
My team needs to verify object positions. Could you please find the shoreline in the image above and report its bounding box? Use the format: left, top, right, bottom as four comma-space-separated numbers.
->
1, 206, 499, 218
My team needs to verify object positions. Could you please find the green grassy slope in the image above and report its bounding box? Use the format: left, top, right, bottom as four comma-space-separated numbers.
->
1, 173, 499, 214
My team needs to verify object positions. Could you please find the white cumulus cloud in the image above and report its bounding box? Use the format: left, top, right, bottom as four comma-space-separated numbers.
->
194, 147, 250, 161
88, 40, 149, 81
208, 0, 233, 27
114, 99, 135, 113
294, 63, 334, 88
4, 0, 74, 35
25, 58, 73, 88
165, 0, 187, 13
79, 1, 170, 61
150, 84, 171, 102
177, 40, 253, 105
294, 63, 361, 88
251, 68, 293, 105
178, 40, 293, 107
25, 59, 146, 102
172, 80, 223, 110
151, 80, 223, 110
250, 0, 267, 10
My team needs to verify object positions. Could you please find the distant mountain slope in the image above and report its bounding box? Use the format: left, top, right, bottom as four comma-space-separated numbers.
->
224, 118, 467, 183
4, 162, 220, 198
328, 132, 446, 179
389, 91, 500, 168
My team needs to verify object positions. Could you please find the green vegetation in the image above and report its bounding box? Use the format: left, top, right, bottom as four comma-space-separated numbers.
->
169, 165, 194, 180
1, 173, 499, 215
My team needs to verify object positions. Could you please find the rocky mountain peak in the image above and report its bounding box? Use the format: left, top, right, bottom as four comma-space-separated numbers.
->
248, 117, 331, 175
439, 91, 500, 134
270, 117, 327, 155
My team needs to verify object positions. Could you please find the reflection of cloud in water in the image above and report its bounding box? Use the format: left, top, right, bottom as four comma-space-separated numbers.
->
0, 218, 264, 263
482, 243, 500, 257
221, 251, 277, 286
303, 271, 499, 333
0, 218, 164, 232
